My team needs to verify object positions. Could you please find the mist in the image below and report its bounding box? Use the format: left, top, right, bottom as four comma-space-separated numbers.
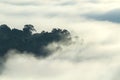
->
0, 22, 120, 80
1, 0, 120, 80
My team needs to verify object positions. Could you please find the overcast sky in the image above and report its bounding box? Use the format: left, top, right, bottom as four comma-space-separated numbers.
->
1, 0, 120, 80
0, 0, 120, 29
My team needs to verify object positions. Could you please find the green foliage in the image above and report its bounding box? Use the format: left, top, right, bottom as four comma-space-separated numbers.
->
0, 24, 71, 57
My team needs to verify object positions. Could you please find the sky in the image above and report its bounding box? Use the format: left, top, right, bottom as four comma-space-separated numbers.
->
1, 0, 120, 80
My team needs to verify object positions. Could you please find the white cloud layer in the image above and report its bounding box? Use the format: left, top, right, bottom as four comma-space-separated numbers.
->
0, 0, 120, 80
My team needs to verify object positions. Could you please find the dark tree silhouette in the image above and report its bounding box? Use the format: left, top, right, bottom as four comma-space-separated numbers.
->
0, 24, 71, 58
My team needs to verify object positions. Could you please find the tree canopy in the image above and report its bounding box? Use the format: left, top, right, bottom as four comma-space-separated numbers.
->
0, 24, 71, 57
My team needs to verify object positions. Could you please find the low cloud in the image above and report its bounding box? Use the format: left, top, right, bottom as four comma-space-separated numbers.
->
1, 30, 120, 80
83, 9, 120, 23
0, 0, 120, 80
